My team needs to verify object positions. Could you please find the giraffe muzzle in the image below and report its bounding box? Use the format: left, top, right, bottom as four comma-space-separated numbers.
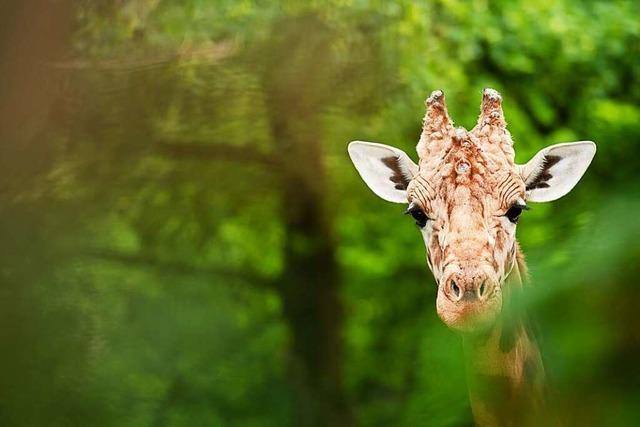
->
437, 269, 501, 332
446, 275, 493, 303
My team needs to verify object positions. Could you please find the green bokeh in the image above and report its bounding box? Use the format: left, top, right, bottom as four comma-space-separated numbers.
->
0, 1, 638, 426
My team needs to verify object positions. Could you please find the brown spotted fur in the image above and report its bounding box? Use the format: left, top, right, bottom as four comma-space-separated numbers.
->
408, 90, 546, 426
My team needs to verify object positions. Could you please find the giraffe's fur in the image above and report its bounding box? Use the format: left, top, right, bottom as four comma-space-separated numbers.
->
409, 90, 524, 333
348, 88, 596, 426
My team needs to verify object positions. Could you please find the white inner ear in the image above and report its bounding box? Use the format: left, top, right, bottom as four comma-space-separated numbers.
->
518, 141, 596, 203
347, 141, 418, 203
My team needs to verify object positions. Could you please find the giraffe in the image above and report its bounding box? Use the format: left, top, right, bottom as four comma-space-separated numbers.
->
347, 89, 596, 426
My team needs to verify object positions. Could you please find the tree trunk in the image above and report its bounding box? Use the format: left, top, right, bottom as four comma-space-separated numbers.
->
265, 106, 350, 425
278, 172, 349, 426
256, 13, 351, 425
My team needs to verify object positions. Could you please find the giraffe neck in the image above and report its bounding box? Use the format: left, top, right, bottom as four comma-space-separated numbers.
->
462, 254, 546, 426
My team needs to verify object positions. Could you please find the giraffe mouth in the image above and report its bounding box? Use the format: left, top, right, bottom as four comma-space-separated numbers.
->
436, 285, 502, 333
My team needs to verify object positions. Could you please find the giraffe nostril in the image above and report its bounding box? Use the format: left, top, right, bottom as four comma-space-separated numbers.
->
479, 281, 486, 298
450, 280, 460, 298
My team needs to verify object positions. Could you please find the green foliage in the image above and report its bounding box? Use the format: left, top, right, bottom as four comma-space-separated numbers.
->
0, 0, 639, 426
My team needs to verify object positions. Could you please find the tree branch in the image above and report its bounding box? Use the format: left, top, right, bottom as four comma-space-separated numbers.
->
156, 141, 277, 166
84, 248, 276, 289
50, 42, 236, 71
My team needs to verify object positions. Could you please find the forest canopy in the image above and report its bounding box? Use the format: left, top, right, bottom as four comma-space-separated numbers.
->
0, 1, 639, 426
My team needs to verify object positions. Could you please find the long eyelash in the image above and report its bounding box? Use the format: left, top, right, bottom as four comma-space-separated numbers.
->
405, 202, 430, 218
404, 208, 432, 221
493, 203, 530, 218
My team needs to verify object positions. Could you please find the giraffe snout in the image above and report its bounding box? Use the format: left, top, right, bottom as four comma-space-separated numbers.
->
437, 267, 502, 332
443, 271, 494, 303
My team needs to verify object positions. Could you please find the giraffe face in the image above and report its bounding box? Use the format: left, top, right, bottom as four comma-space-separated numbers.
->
348, 89, 596, 333
406, 126, 524, 332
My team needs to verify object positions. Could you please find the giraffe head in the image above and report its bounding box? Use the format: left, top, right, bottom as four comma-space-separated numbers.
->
348, 89, 595, 333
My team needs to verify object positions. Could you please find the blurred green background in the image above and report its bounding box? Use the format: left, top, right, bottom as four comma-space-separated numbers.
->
0, 1, 639, 426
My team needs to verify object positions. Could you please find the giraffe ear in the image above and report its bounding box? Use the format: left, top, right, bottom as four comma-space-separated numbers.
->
518, 141, 596, 203
348, 141, 418, 203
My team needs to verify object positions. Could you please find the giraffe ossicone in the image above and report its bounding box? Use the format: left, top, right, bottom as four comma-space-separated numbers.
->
348, 88, 596, 425
456, 161, 470, 174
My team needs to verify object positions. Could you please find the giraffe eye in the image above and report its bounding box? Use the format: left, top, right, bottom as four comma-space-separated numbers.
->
504, 203, 528, 224
405, 203, 430, 228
